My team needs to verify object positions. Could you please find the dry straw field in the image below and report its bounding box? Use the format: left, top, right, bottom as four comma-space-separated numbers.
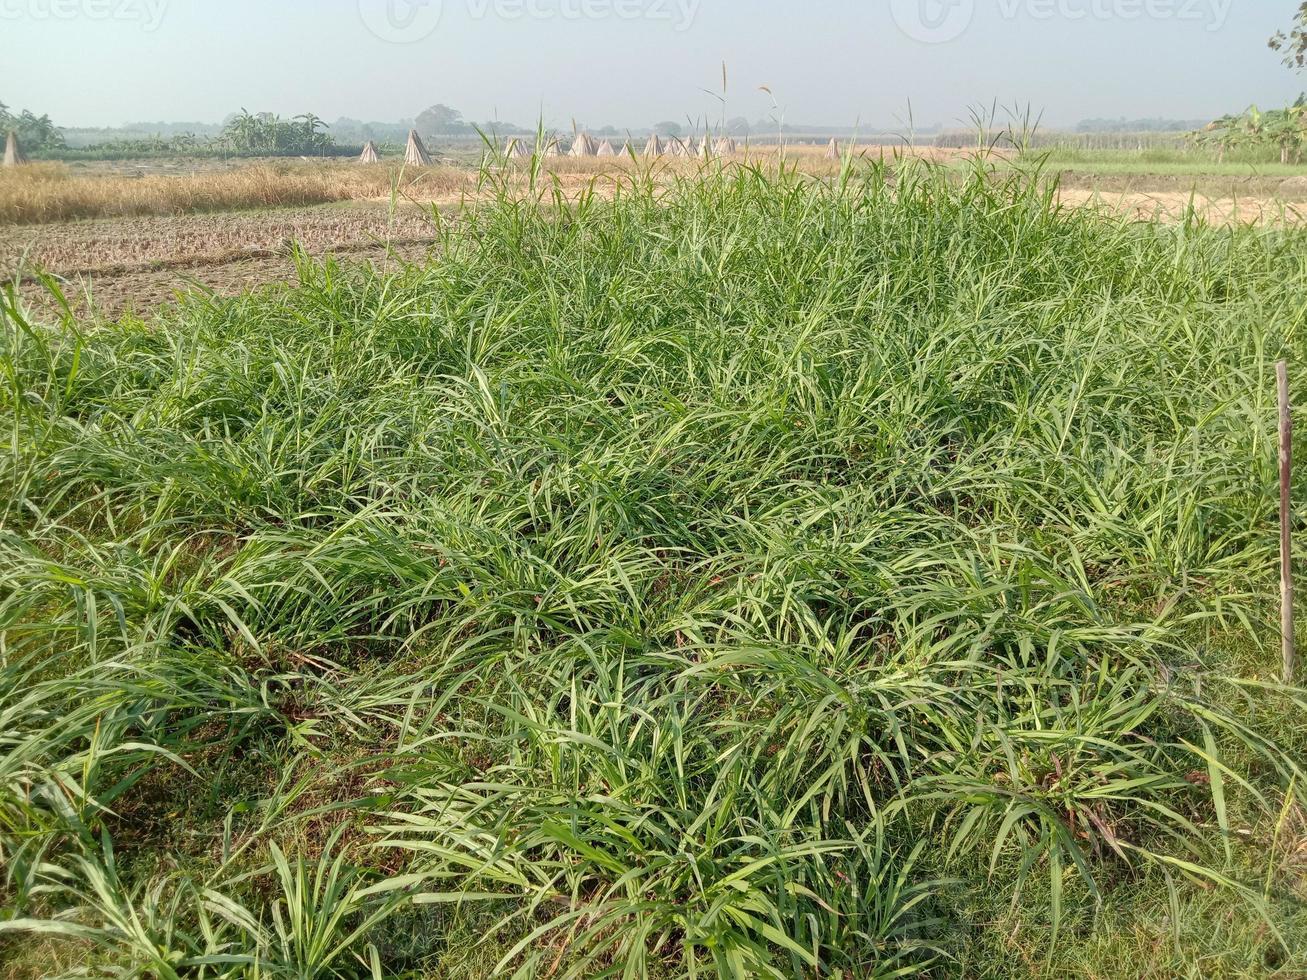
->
0, 145, 994, 225
0, 161, 470, 225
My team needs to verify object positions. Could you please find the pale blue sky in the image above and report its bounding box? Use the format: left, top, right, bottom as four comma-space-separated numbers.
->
2, 0, 1302, 129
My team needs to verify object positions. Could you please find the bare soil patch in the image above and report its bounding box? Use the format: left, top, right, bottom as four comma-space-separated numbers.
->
4, 202, 443, 319
19, 241, 435, 320
1057, 187, 1306, 225
0, 202, 441, 279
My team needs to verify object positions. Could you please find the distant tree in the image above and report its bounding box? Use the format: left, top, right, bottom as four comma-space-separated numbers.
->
471, 118, 530, 138
0, 99, 66, 152
295, 112, 326, 137
118, 120, 223, 138
1269, 100, 1307, 161
1270, 3, 1307, 69
416, 104, 467, 134
653, 120, 683, 137
332, 117, 414, 144
217, 108, 334, 154
1189, 98, 1307, 163
726, 116, 750, 136
1077, 116, 1210, 133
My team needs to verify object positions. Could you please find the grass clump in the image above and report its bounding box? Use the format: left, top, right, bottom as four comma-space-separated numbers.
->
1, 158, 1305, 978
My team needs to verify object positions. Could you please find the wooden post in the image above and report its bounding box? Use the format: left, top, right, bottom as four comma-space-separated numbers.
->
1279, 361, 1295, 684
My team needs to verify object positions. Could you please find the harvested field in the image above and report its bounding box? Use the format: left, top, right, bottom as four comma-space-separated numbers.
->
0, 161, 474, 225
2, 202, 446, 318
1, 149, 1004, 226
0, 203, 441, 279
6, 148, 1304, 234
16, 241, 436, 320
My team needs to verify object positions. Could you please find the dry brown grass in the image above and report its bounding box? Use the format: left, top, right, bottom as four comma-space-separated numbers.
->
0, 161, 475, 225
0, 934, 93, 980
0, 147, 1004, 227
522, 143, 998, 176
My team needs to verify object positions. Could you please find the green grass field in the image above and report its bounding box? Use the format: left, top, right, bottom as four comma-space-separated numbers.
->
1046, 159, 1307, 181
2, 158, 1305, 978
1029, 145, 1307, 180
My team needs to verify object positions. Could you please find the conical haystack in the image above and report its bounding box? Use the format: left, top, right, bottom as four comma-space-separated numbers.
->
825, 138, 840, 160
569, 132, 598, 157
713, 136, 737, 156
543, 139, 562, 157
504, 137, 531, 159
596, 140, 616, 157
643, 134, 664, 156
697, 138, 712, 159
359, 141, 380, 164
665, 137, 686, 157
404, 129, 432, 166
3, 130, 28, 167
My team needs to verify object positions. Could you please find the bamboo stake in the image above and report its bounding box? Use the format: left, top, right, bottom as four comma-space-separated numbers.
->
1279, 361, 1294, 684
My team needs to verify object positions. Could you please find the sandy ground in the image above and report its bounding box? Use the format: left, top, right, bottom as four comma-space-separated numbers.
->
1057, 187, 1306, 225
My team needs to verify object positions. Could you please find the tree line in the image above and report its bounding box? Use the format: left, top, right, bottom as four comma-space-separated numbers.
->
1190, 97, 1307, 164
0, 101, 65, 153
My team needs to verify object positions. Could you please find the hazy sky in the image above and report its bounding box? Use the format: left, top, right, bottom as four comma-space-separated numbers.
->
2, 0, 1303, 130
